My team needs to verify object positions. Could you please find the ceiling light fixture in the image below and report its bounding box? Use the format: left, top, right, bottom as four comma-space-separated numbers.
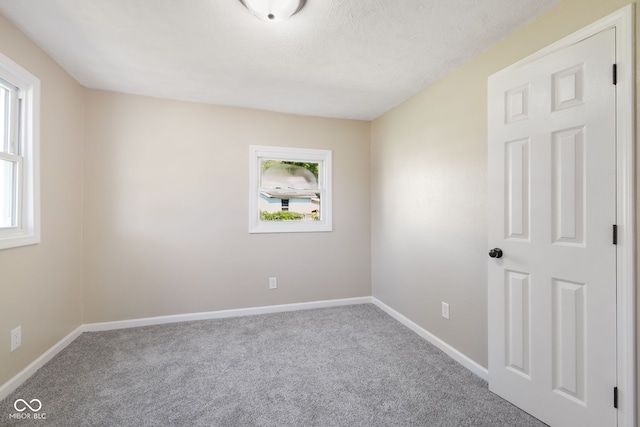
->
240, 0, 306, 22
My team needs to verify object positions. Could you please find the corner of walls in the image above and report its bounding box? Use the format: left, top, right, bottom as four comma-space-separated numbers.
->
80, 86, 89, 326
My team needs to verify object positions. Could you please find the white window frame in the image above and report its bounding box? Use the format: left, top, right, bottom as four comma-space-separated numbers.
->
0, 52, 40, 250
249, 145, 332, 233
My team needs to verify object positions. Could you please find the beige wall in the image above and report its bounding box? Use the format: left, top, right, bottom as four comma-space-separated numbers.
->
82, 91, 371, 323
0, 15, 84, 385
371, 0, 638, 368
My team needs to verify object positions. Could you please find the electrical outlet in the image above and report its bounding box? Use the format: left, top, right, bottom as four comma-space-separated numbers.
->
10, 326, 21, 352
269, 277, 277, 289
441, 302, 450, 320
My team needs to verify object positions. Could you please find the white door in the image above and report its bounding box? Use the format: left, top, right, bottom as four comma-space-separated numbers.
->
487, 28, 617, 427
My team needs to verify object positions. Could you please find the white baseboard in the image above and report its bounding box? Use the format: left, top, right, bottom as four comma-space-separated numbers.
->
83, 296, 373, 332
0, 326, 84, 402
372, 297, 488, 380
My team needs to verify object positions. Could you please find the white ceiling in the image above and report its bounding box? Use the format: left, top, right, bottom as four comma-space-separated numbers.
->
0, 0, 561, 120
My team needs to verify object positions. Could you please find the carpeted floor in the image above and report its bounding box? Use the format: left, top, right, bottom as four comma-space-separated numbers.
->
1, 304, 547, 426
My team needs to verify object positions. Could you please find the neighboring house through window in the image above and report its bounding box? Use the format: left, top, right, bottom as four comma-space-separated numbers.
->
0, 52, 40, 250
249, 145, 332, 233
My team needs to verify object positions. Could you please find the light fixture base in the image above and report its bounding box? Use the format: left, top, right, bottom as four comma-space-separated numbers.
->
239, 0, 306, 22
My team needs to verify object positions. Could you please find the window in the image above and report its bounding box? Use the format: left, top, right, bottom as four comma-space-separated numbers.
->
249, 145, 332, 233
0, 52, 40, 250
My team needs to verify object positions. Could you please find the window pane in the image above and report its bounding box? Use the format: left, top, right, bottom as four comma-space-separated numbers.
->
260, 160, 319, 190
259, 160, 321, 221
259, 194, 320, 221
0, 85, 8, 154
0, 158, 16, 228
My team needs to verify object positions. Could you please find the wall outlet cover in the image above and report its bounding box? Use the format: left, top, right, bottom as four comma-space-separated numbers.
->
10, 326, 21, 352
441, 302, 450, 320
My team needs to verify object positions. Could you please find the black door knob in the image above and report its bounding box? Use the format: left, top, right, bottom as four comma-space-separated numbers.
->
489, 248, 503, 259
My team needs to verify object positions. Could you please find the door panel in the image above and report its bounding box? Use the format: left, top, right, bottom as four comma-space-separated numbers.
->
488, 28, 616, 427
552, 278, 586, 402
552, 127, 585, 245
505, 138, 530, 240
505, 270, 530, 377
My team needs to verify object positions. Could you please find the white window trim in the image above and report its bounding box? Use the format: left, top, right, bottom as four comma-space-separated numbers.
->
249, 145, 332, 233
0, 52, 40, 250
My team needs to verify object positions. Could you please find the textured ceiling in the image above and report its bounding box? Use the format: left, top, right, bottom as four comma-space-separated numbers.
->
0, 0, 560, 120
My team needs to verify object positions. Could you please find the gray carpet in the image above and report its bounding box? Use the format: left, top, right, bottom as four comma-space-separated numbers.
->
1, 304, 547, 426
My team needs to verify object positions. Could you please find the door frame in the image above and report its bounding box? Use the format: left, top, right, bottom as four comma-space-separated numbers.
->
488, 5, 635, 426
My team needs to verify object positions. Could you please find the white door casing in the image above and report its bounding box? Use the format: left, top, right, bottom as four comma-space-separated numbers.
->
488, 6, 635, 426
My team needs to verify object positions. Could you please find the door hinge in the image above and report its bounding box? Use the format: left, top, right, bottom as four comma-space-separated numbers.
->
612, 225, 618, 245
613, 64, 617, 85
614, 387, 618, 409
